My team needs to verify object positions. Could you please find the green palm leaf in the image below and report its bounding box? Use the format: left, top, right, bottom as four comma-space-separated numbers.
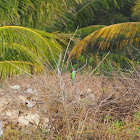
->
69, 22, 140, 58
0, 26, 62, 62
52, 0, 131, 32
76, 25, 106, 38
132, 0, 140, 21
0, 43, 43, 65
0, 61, 44, 79
0, 26, 67, 79
0, 0, 76, 29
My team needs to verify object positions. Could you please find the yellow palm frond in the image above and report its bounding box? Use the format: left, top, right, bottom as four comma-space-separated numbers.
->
0, 61, 44, 79
69, 22, 140, 58
0, 43, 43, 65
0, 26, 67, 79
0, 26, 62, 62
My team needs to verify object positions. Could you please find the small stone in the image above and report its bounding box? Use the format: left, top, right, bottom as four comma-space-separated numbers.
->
25, 101, 36, 108
18, 113, 40, 126
0, 127, 3, 136
0, 122, 3, 136
11, 85, 20, 90
25, 88, 33, 94
17, 95, 36, 108
18, 116, 29, 126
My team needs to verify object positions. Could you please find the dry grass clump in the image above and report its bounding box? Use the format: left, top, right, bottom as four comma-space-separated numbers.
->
0, 71, 140, 140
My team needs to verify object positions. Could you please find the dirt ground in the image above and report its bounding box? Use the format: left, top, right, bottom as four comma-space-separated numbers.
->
0, 73, 139, 139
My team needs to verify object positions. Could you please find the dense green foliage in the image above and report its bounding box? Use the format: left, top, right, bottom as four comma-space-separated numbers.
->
0, 0, 139, 79
50, 0, 136, 32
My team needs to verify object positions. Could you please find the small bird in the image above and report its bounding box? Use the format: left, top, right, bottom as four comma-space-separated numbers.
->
71, 70, 76, 85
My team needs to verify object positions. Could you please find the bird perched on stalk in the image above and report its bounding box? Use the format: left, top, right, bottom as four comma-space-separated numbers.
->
71, 69, 76, 85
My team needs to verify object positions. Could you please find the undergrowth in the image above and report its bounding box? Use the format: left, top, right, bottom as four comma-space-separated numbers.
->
0, 71, 140, 140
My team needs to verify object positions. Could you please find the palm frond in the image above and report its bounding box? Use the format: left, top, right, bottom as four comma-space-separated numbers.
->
0, 43, 43, 66
51, 0, 131, 32
0, 26, 62, 62
34, 29, 70, 46
0, 26, 69, 79
76, 25, 106, 38
0, 61, 44, 80
69, 22, 140, 58
0, 0, 76, 29
132, 0, 140, 21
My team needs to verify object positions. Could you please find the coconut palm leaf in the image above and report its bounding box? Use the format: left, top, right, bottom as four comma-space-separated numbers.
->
0, 43, 43, 65
34, 29, 70, 47
0, 26, 70, 79
0, 0, 35, 25
51, 0, 131, 32
0, 61, 44, 79
69, 22, 140, 58
0, 26, 63, 62
76, 25, 106, 38
132, 0, 140, 21
0, 0, 76, 29
19, 0, 76, 29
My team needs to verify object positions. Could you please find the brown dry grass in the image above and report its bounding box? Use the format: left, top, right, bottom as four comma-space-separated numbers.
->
0, 71, 139, 140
